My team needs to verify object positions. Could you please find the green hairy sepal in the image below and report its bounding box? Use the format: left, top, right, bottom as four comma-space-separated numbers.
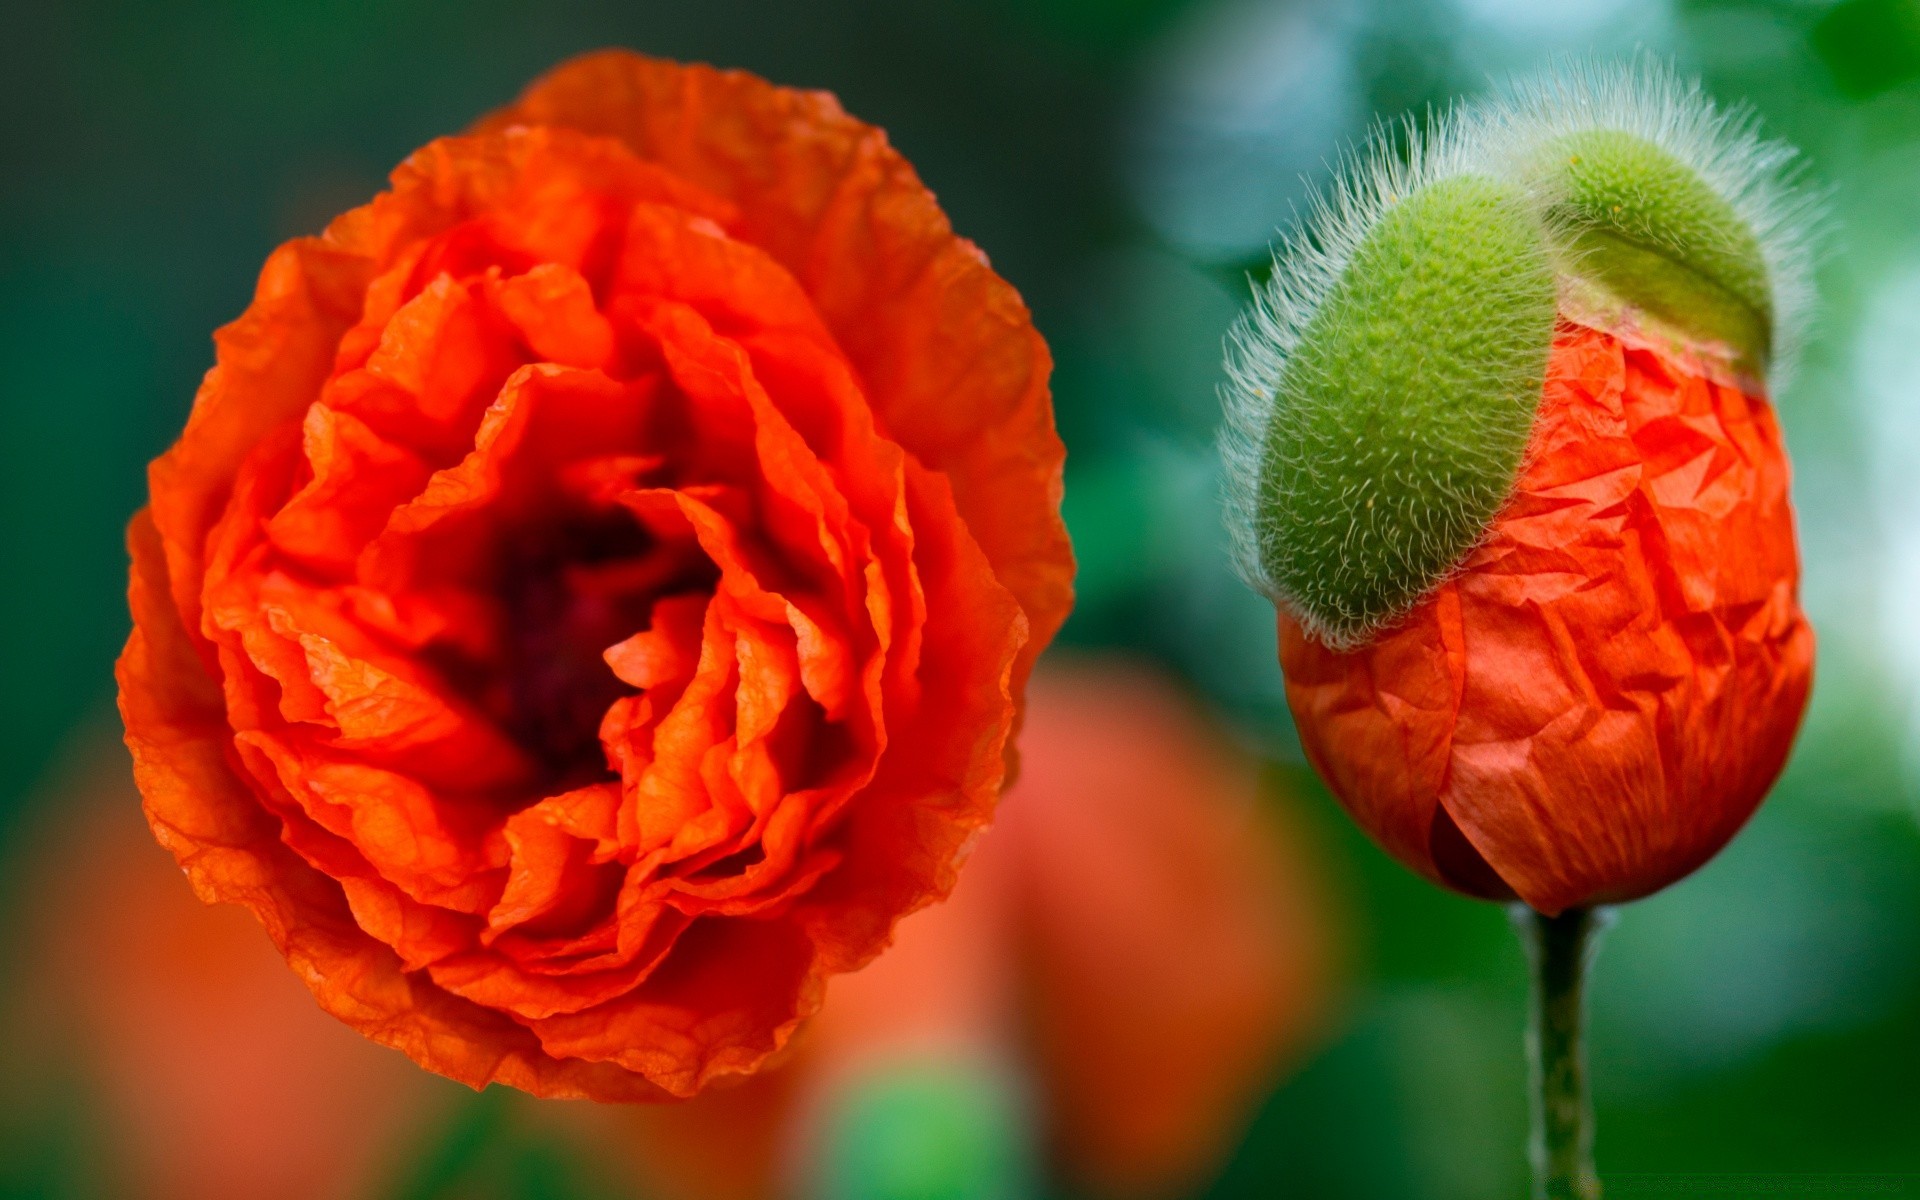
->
1249, 176, 1556, 646
1222, 59, 1815, 647
1543, 131, 1772, 366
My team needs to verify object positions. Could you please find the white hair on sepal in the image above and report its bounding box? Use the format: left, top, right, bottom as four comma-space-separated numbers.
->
1218, 57, 1823, 611
1217, 102, 1499, 602
1478, 53, 1825, 380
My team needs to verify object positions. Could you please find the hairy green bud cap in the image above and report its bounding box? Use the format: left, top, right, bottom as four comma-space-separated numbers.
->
1221, 59, 1816, 648
1240, 175, 1557, 646
1540, 130, 1774, 369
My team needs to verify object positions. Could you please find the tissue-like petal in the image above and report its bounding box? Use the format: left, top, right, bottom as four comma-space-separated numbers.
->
1281, 321, 1813, 913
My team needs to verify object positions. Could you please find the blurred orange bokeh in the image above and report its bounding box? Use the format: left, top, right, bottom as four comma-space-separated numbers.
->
2, 750, 443, 1200
1, 656, 1340, 1199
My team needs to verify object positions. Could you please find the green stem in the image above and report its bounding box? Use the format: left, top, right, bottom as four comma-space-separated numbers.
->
1512, 905, 1610, 1200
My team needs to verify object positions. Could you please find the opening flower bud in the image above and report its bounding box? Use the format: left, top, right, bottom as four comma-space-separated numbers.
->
1223, 59, 1818, 913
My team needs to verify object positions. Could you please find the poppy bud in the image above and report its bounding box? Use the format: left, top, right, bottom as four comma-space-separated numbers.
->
1222, 61, 1818, 915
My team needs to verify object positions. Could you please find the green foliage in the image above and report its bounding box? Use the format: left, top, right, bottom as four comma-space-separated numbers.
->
379, 1088, 626, 1200
1813, 0, 1920, 97
1251, 175, 1557, 645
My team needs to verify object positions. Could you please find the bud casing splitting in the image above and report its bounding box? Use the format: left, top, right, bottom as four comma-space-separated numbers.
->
1223, 60, 1818, 912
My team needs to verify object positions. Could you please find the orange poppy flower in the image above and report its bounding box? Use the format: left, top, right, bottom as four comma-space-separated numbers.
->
612, 659, 1339, 1199
116, 50, 1072, 1101
1280, 321, 1813, 914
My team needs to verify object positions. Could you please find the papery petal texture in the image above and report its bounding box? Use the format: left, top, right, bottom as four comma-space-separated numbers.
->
117, 51, 1071, 1101
606, 659, 1337, 1200
1280, 321, 1813, 914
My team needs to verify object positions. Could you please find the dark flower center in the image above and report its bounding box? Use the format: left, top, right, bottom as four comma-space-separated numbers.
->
429, 508, 714, 787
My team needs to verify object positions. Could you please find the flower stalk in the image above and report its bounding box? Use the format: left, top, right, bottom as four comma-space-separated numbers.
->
1514, 905, 1610, 1200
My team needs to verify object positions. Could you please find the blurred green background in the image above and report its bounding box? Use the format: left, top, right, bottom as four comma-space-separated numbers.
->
5, 0, 1920, 1196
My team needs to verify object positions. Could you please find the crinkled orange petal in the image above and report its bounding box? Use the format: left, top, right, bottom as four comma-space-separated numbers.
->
527, 918, 819, 1098
119, 513, 668, 1100
788, 456, 1027, 976
475, 50, 1073, 700
1281, 321, 1814, 914
605, 659, 1335, 1200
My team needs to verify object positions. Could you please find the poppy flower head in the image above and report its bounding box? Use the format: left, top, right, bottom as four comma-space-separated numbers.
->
1223, 59, 1818, 912
117, 51, 1072, 1101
